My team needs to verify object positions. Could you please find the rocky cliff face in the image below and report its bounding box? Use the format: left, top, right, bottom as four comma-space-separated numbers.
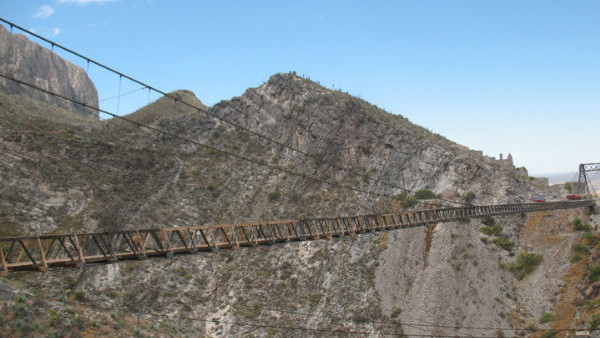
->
0, 73, 544, 237
0, 25, 98, 119
1, 72, 597, 337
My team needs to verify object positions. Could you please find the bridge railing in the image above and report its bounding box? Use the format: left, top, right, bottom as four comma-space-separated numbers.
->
0, 200, 595, 274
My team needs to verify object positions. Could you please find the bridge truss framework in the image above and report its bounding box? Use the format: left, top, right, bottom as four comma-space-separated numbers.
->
0, 200, 594, 275
578, 163, 600, 196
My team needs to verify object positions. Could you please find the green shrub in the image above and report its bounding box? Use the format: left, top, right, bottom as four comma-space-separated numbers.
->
589, 264, 600, 282
574, 218, 591, 231
464, 191, 476, 204
571, 252, 582, 263
480, 225, 503, 237
589, 314, 600, 331
492, 237, 514, 252
481, 215, 496, 226
392, 193, 407, 201
73, 291, 85, 302
564, 182, 572, 193
540, 330, 558, 338
415, 189, 436, 200
401, 197, 418, 209
526, 323, 537, 332
583, 233, 600, 246
268, 191, 281, 202
573, 243, 589, 255
508, 253, 543, 280
540, 312, 553, 324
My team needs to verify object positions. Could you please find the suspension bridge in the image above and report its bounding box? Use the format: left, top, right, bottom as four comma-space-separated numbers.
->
0, 200, 595, 275
577, 163, 600, 196
0, 18, 598, 276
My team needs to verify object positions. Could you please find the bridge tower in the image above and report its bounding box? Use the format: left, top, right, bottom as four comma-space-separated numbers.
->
577, 163, 600, 196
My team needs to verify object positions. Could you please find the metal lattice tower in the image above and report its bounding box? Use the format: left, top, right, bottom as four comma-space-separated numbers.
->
578, 163, 600, 196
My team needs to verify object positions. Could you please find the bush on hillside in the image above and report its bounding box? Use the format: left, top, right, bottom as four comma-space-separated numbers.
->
268, 190, 281, 202
573, 243, 589, 255
401, 197, 418, 209
589, 265, 600, 283
480, 225, 503, 237
574, 218, 591, 231
492, 236, 514, 252
481, 215, 496, 226
540, 312, 553, 324
415, 189, 436, 200
509, 253, 543, 280
464, 191, 476, 204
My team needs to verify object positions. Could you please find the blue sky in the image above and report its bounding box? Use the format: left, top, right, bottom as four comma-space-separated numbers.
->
0, 0, 598, 174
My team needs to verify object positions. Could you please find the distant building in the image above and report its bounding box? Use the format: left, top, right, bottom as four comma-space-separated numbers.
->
497, 153, 514, 168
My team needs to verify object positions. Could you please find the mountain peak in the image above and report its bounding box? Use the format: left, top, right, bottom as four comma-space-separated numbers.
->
256, 72, 332, 101
125, 89, 206, 125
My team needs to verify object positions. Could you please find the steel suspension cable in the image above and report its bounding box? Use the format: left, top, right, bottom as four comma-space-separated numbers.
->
0, 17, 474, 207
0, 71, 454, 209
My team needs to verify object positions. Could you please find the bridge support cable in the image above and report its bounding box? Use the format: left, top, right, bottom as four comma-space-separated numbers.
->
0, 71, 475, 212
0, 17, 476, 207
0, 200, 594, 274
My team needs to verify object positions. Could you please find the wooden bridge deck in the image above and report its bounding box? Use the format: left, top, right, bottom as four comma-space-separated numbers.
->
0, 200, 595, 275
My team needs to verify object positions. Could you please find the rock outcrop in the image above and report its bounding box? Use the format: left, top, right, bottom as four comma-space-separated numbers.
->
0, 24, 98, 119
1, 71, 597, 337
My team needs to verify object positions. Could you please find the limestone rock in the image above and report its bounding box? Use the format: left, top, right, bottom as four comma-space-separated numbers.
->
0, 25, 98, 119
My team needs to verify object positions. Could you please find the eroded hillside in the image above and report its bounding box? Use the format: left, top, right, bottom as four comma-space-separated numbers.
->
0, 73, 542, 237
1, 73, 598, 337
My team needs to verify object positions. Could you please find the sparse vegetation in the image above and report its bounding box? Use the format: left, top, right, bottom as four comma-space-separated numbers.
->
584, 233, 600, 246
574, 218, 591, 231
268, 190, 281, 202
481, 215, 496, 226
415, 189, 436, 200
401, 197, 419, 209
2, 52, 597, 337
526, 323, 537, 332
540, 312, 553, 324
589, 265, 600, 283
573, 243, 589, 255
480, 225, 503, 237
492, 237, 514, 252
464, 191, 476, 204
509, 253, 543, 280
589, 314, 600, 331
539, 329, 558, 338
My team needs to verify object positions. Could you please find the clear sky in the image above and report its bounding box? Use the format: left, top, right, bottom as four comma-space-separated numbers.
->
0, 0, 598, 174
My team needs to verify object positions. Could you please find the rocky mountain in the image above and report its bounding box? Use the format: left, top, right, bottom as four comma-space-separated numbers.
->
0, 73, 541, 237
0, 24, 98, 119
0, 71, 598, 337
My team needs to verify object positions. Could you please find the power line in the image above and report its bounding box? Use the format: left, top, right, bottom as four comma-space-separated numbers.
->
159, 251, 581, 337
19, 293, 502, 337
0, 17, 473, 208
197, 262, 583, 335
2, 72, 586, 335
99, 85, 146, 103
0, 17, 591, 337
20, 292, 588, 338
